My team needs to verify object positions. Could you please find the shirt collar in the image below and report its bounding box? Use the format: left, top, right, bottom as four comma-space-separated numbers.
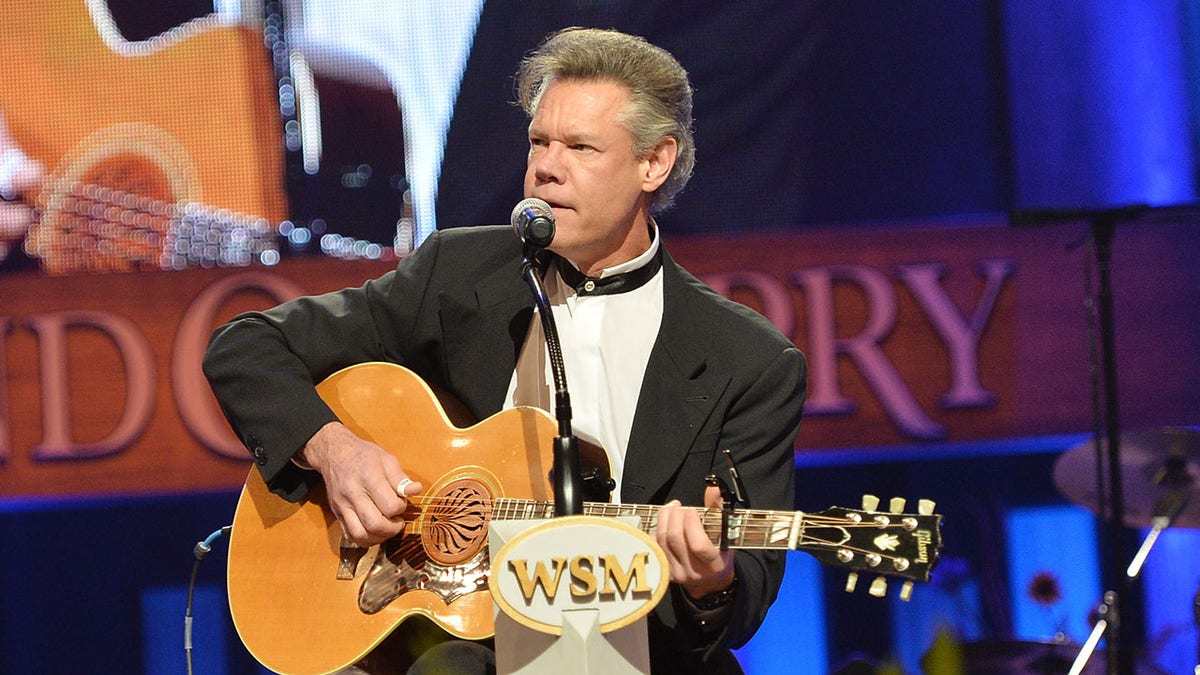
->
556, 224, 662, 296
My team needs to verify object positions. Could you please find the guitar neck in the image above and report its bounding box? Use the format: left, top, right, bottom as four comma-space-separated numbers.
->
37, 179, 277, 270
479, 496, 942, 585
488, 498, 801, 550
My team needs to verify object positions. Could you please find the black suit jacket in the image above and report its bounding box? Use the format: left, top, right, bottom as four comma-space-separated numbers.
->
204, 226, 807, 672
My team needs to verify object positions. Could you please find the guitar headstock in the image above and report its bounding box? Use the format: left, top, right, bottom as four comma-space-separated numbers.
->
798, 495, 943, 601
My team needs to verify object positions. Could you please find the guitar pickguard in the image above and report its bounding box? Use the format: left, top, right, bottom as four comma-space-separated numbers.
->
358, 533, 491, 614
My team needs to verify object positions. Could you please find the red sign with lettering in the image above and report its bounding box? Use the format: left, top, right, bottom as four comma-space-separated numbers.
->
2, 219, 1197, 500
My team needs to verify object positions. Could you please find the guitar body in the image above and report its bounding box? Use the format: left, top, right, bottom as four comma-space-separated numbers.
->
0, 0, 287, 271
228, 362, 560, 675
226, 362, 943, 674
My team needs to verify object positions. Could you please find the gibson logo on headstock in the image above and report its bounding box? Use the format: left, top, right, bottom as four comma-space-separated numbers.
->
914, 529, 933, 564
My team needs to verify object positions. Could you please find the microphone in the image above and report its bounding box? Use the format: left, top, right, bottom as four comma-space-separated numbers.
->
510, 197, 555, 249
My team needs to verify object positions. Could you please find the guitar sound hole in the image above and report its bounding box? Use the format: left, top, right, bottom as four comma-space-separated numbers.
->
421, 478, 492, 566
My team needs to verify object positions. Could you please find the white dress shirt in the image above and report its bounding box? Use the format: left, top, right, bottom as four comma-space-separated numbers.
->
504, 230, 665, 502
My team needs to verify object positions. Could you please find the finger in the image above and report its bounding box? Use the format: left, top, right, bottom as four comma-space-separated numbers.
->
349, 490, 407, 545
360, 452, 408, 517
331, 501, 368, 546
680, 508, 721, 564
381, 458, 424, 514
362, 476, 410, 523
0, 204, 35, 239
703, 484, 724, 509
656, 501, 694, 581
330, 464, 406, 545
654, 500, 682, 543
671, 510, 711, 581
393, 476, 425, 505
11, 159, 46, 191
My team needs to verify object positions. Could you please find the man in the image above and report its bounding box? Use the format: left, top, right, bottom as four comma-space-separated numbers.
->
204, 27, 806, 673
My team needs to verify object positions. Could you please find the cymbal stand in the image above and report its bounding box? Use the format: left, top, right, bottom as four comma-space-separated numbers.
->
1126, 465, 1192, 578
1070, 592, 1116, 675
1070, 484, 1191, 674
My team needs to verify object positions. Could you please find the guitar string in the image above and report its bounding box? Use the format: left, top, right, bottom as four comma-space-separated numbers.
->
406, 494, 929, 518
396, 496, 931, 569
405, 495, 929, 529
403, 496, 929, 530
49, 178, 265, 227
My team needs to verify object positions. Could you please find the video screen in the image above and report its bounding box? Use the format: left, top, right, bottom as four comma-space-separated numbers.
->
0, 0, 454, 274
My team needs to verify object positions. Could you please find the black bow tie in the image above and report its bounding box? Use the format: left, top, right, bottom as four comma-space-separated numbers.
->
554, 247, 663, 296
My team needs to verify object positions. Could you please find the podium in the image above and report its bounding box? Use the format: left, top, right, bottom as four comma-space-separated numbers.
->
488, 516, 669, 674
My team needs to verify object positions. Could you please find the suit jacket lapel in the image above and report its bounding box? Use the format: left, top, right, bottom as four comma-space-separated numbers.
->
440, 259, 534, 419
621, 252, 727, 504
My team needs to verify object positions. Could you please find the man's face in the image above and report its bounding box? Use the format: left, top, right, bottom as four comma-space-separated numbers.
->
524, 79, 668, 274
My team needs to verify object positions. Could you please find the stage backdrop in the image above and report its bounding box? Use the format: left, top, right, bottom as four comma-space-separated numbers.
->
2, 218, 1197, 501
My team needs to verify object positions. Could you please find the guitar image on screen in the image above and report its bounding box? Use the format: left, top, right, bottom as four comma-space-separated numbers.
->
0, 0, 287, 273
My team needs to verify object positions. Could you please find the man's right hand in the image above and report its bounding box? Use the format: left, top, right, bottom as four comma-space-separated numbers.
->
297, 421, 423, 547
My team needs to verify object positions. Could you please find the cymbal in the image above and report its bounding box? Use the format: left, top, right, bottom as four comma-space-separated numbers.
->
1053, 427, 1200, 528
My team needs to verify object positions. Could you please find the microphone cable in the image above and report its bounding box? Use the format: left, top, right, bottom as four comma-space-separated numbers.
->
185, 525, 232, 675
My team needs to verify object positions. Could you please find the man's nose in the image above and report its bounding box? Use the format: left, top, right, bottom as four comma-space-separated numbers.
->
532, 143, 564, 184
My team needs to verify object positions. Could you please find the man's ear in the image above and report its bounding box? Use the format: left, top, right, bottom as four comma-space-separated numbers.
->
641, 137, 678, 193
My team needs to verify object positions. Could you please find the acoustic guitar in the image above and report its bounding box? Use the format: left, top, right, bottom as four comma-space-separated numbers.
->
226, 362, 943, 675
0, 0, 287, 273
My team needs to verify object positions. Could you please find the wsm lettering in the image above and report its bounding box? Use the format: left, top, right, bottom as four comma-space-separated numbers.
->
507, 553, 654, 603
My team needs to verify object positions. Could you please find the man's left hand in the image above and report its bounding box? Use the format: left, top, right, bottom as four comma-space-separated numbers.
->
653, 485, 735, 600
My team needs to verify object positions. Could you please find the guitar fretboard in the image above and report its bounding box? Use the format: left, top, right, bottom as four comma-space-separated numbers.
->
35, 179, 278, 273
490, 499, 804, 550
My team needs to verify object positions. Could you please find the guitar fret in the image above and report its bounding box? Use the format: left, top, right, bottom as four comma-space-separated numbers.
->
787, 512, 805, 549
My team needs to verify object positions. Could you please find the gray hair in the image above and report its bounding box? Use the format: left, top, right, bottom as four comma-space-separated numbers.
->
516, 27, 696, 213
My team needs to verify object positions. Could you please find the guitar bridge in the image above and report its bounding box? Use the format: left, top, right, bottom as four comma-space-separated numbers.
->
337, 535, 368, 580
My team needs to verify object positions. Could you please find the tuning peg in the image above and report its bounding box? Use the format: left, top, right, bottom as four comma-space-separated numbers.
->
889, 497, 906, 513
918, 499, 936, 515
862, 494, 880, 512
868, 576, 887, 597
900, 581, 914, 602
845, 572, 859, 593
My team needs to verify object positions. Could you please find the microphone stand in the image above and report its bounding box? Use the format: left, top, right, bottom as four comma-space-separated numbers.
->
1091, 218, 1137, 675
1011, 207, 1141, 675
519, 245, 584, 516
